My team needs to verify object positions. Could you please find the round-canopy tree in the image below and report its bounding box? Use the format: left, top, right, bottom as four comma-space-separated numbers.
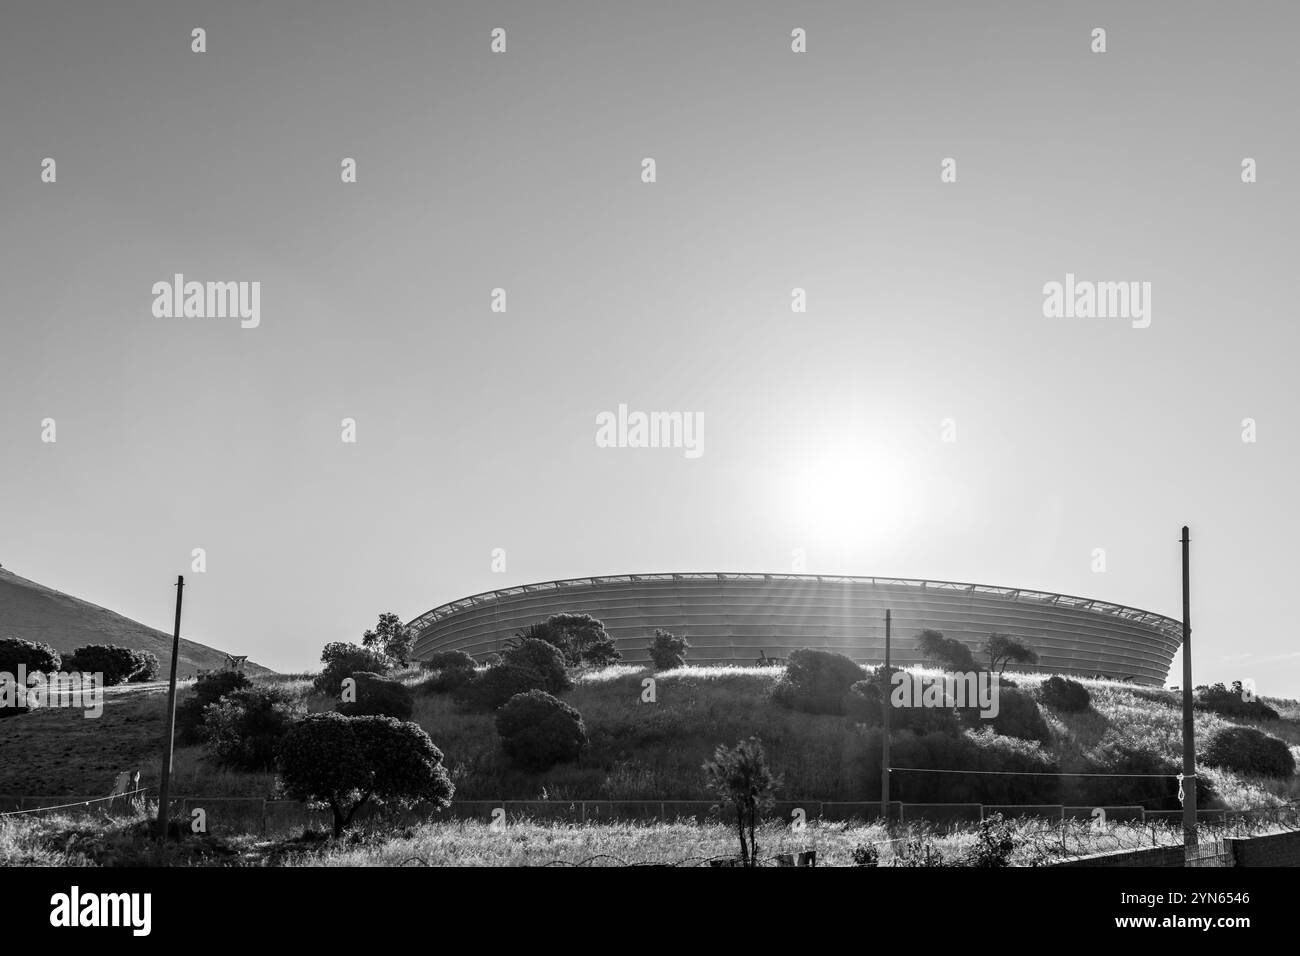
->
278, 712, 454, 837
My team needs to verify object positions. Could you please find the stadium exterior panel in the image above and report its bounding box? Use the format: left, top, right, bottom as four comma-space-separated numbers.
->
408, 573, 1183, 686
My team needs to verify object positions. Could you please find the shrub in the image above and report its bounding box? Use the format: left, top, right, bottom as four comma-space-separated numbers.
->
1202, 726, 1295, 778
278, 712, 454, 837
61, 645, 143, 685
129, 650, 160, 682
455, 663, 550, 712
420, 650, 477, 692
965, 813, 1016, 867
312, 643, 392, 696
495, 690, 587, 772
176, 670, 252, 744
202, 685, 299, 771
1040, 676, 1090, 712
851, 843, 880, 866
771, 648, 864, 715
336, 671, 414, 720
961, 687, 1051, 745
646, 629, 690, 670
843, 669, 960, 735
500, 639, 571, 695
423, 649, 476, 672
0, 638, 61, 675
1195, 682, 1279, 721
1063, 743, 1213, 810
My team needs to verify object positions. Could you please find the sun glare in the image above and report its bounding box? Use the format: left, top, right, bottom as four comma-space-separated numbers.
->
787, 449, 914, 543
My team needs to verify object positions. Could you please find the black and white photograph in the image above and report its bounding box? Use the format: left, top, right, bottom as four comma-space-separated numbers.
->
0, 0, 1294, 937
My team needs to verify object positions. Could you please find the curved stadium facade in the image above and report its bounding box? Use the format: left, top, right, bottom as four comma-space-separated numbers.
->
408, 573, 1183, 686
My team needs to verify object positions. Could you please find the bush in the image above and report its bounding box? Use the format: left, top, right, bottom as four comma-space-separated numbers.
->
1040, 676, 1090, 712
129, 650, 160, 682
422, 649, 476, 672
1195, 682, 1279, 721
312, 644, 392, 696
202, 686, 299, 771
500, 639, 571, 695
176, 670, 252, 744
961, 687, 1051, 745
336, 671, 414, 720
771, 648, 864, 715
1062, 743, 1214, 810
495, 690, 587, 772
278, 712, 454, 837
0, 638, 61, 675
843, 668, 960, 735
62, 645, 145, 685
455, 663, 550, 712
965, 813, 1016, 867
646, 629, 690, 670
1202, 726, 1295, 778
420, 650, 477, 692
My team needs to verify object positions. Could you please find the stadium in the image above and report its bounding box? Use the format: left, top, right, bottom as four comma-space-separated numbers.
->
408, 573, 1183, 686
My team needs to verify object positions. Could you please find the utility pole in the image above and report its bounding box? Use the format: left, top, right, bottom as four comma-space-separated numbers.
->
881, 608, 891, 822
155, 575, 184, 840
1180, 527, 1197, 856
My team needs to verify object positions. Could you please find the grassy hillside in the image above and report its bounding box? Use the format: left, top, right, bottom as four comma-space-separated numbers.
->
2, 663, 1296, 813
0, 566, 269, 678
81, 664, 1297, 813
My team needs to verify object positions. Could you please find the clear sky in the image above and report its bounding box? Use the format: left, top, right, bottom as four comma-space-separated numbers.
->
2, 1, 1296, 692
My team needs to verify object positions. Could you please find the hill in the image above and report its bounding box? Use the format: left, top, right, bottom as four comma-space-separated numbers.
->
3, 665, 1297, 813
0, 565, 269, 679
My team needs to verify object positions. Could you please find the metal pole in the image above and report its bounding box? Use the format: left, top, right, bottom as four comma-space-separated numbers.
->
881, 608, 891, 821
1180, 527, 1197, 855
155, 575, 184, 840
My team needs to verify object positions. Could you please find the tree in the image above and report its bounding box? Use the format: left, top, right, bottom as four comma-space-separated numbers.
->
361, 612, 414, 666
496, 690, 587, 771
278, 713, 454, 837
703, 736, 781, 866
62, 645, 144, 685
0, 638, 61, 675
982, 633, 1038, 675
513, 613, 621, 668
915, 629, 977, 672
313, 643, 392, 695
646, 629, 690, 670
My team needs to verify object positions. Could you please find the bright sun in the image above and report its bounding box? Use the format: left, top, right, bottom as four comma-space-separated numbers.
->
787, 449, 914, 544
